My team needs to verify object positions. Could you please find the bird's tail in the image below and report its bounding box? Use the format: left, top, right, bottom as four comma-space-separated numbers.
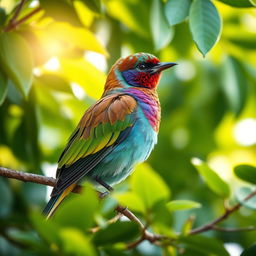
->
42, 184, 76, 219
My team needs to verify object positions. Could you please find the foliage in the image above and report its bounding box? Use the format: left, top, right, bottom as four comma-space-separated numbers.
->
0, 0, 256, 255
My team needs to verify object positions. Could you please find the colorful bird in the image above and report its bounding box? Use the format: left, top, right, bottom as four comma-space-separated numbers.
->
43, 52, 176, 218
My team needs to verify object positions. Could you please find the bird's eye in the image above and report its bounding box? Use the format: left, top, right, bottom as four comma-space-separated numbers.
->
137, 63, 147, 70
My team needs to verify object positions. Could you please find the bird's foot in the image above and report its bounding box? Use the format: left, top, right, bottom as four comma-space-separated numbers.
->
99, 191, 110, 199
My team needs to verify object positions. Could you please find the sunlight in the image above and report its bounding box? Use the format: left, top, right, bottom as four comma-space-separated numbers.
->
234, 118, 256, 146
33, 67, 42, 76
175, 60, 196, 81
71, 82, 86, 100
85, 51, 107, 73
44, 56, 60, 71
191, 157, 203, 166
29, 0, 39, 8
42, 162, 58, 200
224, 243, 243, 256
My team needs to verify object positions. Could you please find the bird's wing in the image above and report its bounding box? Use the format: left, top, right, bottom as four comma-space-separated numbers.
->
51, 93, 137, 196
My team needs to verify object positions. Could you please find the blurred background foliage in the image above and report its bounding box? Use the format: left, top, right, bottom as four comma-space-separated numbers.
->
0, 0, 256, 255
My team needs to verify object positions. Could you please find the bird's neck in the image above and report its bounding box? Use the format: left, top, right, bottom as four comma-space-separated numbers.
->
124, 87, 161, 132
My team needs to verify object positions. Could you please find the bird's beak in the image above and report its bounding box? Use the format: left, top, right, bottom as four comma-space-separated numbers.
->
151, 62, 177, 73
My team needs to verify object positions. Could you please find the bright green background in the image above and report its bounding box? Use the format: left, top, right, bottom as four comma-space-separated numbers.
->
0, 0, 256, 255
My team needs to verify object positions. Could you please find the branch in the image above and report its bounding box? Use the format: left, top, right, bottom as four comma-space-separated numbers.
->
0, 166, 82, 193
0, 166, 163, 247
1, 166, 256, 249
189, 190, 256, 235
4, 6, 42, 32
8, 0, 27, 25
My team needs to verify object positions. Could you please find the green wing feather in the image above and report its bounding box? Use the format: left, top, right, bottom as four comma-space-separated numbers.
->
52, 94, 137, 196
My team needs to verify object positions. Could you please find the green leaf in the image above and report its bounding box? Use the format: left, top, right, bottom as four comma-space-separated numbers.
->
7, 229, 41, 248
182, 235, 229, 256
113, 192, 145, 213
0, 8, 7, 26
228, 36, 256, 50
11, 89, 41, 169
60, 228, 96, 256
167, 200, 201, 211
131, 163, 171, 210
0, 32, 33, 97
189, 0, 221, 56
79, 0, 101, 13
93, 222, 140, 246
181, 216, 195, 236
250, 0, 256, 6
165, 0, 191, 26
60, 58, 105, 99
217, 0, 255, 7
22, 182, 46, 206
235, 187, 256, 210
74, 1, 95, 27
151, 0, 173, 51
106, 0, 150, 38
35, 73, 72, 93
0, 69, 7, 105
221, 56, 248, 116
192, 158, 230, 198
30, 212, 61, 246
39, 0, 82, 27
54, 185, 99, 230
234, 165, 256, 185
42, 22, 107, 55
241, 244, 256, 256
0, 178, 12, 218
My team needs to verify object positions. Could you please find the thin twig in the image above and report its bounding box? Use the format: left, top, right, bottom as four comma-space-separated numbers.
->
126, 229, 164, 249
90, 213, 123, 233
189, 190, 256, 235
9, 0, 27, 24
4, 6, 42, 32
212, 225, 256, 232
115, 205, 145, 229
127, 235, 145, 249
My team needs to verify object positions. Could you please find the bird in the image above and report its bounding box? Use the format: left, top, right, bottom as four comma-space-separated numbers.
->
43, 52, 176, 218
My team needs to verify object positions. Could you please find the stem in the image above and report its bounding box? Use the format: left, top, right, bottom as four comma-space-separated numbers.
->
90, 213, 123, 233
9, 0, 27, 24
189, 190, 256, 235
4, 6, 42, 32
115, 205, 144, 230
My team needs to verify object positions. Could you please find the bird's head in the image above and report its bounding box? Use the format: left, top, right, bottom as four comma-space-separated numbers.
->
104, 52, 176, 91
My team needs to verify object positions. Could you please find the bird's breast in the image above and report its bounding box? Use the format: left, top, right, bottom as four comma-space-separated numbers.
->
124, 88, 161, 132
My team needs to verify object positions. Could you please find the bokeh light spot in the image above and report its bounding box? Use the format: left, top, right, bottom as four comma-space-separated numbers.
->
44, 57, 60, 71
234, 118, 256, 146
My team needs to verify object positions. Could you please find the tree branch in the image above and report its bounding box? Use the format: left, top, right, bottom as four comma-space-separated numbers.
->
1, 166, 256, 249
0, 166, 163, 246
189, 190, 256, 235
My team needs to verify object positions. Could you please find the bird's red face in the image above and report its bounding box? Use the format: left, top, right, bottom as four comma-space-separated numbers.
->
117, 53, 176, 89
